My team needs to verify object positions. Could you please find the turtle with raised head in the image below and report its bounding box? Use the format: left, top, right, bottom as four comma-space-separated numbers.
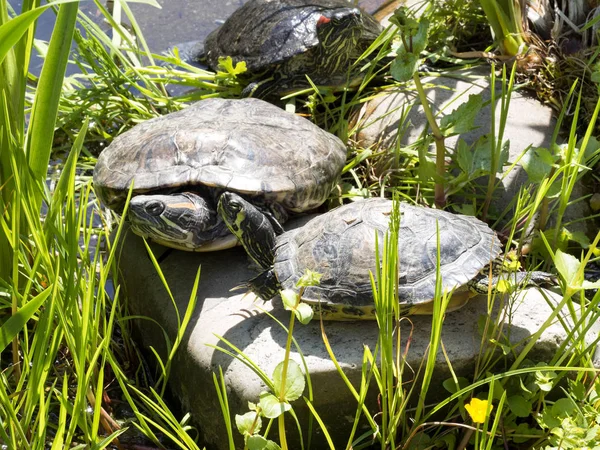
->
178, 0, 382, 98
93, 97, 347, 252
218, 195, 557, 319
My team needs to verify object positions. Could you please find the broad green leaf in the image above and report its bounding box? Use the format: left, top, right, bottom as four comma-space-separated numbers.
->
391, 11, 429, 55
492, 381, 506, 401
417, 150, 437, 180
513, 422, 543, 443
554, 249, 580, 286
442, 377, 469, 394
0, 288, 51, 352
507, 394, 532, 418
411, 19, 430, 54
390, 51, 419, 82
455, 139, 473, 173
247, 435, 281, 450
272, 360, 305, 401
389, 7, 418, 30
580, 135, 600, 160
470, 137, 492, 174
551, 398, 577, 418
441, 94, 483, 136
247, 435, 268, 450
537, 407, 561, 429
281, 289, 297, 310
294, 302, 313, 325
521, 147, 555, 183
258, 392, 290, 419
568, 231, 591, 248
235, 411, 261, 437
585, 425, 600, 443
568, 380, 586, 402
452, 203, 476, 216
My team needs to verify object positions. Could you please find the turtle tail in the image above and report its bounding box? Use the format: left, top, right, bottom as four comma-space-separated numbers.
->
470, 270, 558, 294
248, 270, 281, 301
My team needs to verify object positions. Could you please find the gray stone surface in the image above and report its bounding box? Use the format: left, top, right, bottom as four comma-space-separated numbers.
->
351, 67, 595, 237
118, 219, 600, 450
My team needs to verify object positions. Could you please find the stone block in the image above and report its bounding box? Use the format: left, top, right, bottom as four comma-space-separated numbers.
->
118, 222, 600, 449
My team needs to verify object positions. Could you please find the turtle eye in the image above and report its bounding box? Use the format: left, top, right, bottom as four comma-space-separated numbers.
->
145, 200, 165, 216
229, 200, 241, 212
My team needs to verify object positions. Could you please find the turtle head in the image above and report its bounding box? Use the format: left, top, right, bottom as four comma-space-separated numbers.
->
128, 192, 228, 250
316, 8, 364, 50
318, 6, 384, 54
217, 192, 277, 270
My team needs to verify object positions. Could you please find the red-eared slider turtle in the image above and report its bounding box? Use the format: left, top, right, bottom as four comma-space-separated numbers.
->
180, 0, 382, 98
219, 195, 556, 319
93, 98, 347, 253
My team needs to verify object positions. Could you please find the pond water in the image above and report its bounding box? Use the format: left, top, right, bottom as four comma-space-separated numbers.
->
9, 0, 393, 75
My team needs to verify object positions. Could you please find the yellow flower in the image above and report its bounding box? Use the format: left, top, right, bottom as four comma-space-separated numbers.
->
465, 398, 493, 424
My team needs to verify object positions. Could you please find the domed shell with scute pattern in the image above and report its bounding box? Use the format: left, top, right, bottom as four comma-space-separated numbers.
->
93, 97, 347, 213
273, 198, 503, 313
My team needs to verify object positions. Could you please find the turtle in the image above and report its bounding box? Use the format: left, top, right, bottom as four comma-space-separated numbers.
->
177, 0, 383, 98
218, 194, 557, 320
93, 97, 347, 252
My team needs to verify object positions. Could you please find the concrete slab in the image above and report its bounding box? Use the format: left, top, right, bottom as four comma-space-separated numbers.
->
117, 220, 600, 449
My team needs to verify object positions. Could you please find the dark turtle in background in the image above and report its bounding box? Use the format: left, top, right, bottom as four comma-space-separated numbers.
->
177, 0, 382, 98
218, 195, 557, 320
93, 98, 347, 253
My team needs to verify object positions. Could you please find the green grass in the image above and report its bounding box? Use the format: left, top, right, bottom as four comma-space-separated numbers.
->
1, 0, 599, 449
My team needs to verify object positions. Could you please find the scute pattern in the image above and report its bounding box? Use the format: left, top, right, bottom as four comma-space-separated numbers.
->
93, 98, 346, 211
273, 198, 503, 309
204, 0, 380, 73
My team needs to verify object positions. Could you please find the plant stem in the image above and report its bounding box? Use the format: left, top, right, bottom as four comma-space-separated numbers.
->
412, 73, 447, 207
277, 295, 299, 450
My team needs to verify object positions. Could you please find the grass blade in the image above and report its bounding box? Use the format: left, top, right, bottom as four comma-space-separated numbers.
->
26, 1, 79, 211
0, 287, 50, 352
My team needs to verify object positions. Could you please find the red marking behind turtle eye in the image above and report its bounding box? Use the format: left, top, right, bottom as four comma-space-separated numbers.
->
317, 15, 331, 26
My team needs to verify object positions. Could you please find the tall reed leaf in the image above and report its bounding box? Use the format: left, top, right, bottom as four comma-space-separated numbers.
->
0, 7, 47, 64
0, 287, 50, 351
26, 1, 78, 211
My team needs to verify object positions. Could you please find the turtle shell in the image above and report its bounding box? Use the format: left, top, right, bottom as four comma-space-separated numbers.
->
203, 0, 382, 75
93, 97, 347, 212
273, 198, 503, 311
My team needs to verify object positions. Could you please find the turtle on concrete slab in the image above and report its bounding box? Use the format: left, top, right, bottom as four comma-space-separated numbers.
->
179, 0, 382, 98
93, 97, 347, 253
218, 195, 557, 319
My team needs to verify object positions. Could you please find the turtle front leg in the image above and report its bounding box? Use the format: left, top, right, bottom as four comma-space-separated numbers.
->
217, 192, 278, 270
469, 270, 558, 294
242, 74, 308, 99
242, 76, 281, 99
248, 269, 282, 301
